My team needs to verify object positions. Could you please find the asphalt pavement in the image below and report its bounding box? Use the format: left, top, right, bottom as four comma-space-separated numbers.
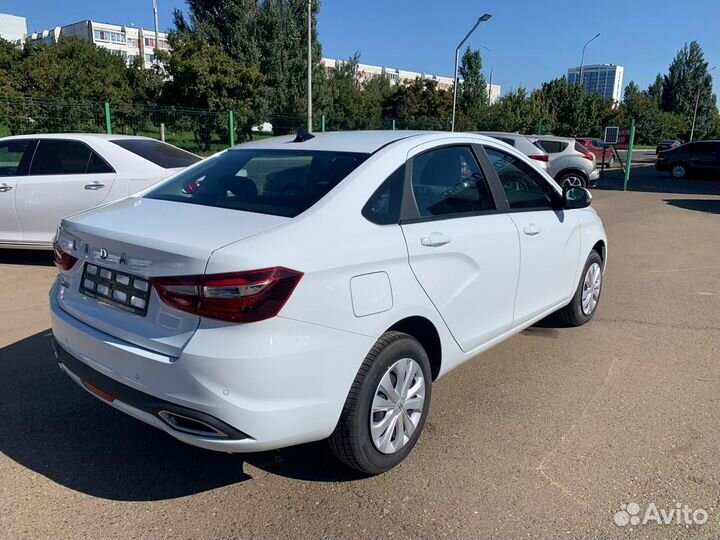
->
1, 161, 719, 539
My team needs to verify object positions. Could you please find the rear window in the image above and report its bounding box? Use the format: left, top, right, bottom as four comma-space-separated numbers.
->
489, 136, 516, 147
537, 140, 568, 153
145, 149, 370, 217
574, 142, 589, 154
110, 139, 201, 169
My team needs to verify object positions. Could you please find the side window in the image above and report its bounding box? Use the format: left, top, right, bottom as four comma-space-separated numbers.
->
29, 140, 92, 175
86, 152, 114, 173
484, 147, 559, 210
411, 146, 495, 218
0, 140, 35, 177
538, 140, 568, 153
362, 165, 404, 225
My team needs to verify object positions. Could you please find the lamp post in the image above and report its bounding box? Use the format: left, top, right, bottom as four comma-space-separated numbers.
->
578, 33, 600, 88
307, 0, 313, 132
690, 65, 716, 142
153, 0, 160, 67
451, 13, 492, 132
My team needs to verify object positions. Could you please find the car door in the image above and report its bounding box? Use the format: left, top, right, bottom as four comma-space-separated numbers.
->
0, 139, 37, 244
482, 145, 581, 325
15, 139, 116, 244
400, 143, 520, 352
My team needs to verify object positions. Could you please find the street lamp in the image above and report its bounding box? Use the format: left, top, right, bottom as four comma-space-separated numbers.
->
307, 0, 313, 132
690, 65, 716, 142
578, 33, 600, 88
451, 13, 492, 132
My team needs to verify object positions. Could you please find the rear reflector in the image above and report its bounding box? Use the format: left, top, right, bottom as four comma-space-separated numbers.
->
150, 267, 303, 323
83, 381, 116, 402
53, 240, 78, 271
529, 154, 549, 162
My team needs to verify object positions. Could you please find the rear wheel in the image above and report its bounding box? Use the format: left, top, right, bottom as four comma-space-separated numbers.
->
558, 172, 586, 188
557, 251, 603, 326
329, 332, 432, 475
608, 155, 616, 168
671, 163, 688, 179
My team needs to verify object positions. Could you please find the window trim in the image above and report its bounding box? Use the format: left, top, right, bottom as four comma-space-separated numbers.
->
399, 143, 505, 224
27, 139, 115, 176
478, 143, 564, 214
362, 164, 405, 226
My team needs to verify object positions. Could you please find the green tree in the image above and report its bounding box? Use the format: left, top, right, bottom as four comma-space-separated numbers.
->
646, 74, 663, 105
623, 81, 641, 103
457, 47, 488, 129
661, 41, 718, 139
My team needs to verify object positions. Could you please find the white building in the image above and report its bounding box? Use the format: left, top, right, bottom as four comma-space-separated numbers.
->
323, 58, 501, 104
567, 64, 624, 103
0, 13, 27, 43
27, 20, 170, 69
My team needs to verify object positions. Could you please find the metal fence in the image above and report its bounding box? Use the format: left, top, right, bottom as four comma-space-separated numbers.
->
0, 96, 452, 155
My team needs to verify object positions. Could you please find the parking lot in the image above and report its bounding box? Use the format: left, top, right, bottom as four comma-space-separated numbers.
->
1, 159, 719, 539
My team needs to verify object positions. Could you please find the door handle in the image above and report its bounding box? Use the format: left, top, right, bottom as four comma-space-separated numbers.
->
0, 183, 12, 193
84, 182, 105, 190
420, 232, 452, 247
523, 223, 541, 236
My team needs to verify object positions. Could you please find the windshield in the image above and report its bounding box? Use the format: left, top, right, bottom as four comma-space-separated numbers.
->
145, 149, 370, 217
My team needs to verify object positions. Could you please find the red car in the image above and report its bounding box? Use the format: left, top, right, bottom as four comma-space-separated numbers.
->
577, 137, 617, 167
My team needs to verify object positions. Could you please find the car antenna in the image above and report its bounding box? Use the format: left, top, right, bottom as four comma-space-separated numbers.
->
292, 129, 315, 143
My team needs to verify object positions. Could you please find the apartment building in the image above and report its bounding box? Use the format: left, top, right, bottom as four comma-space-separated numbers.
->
323, 58, 502, 104
0, 13, 27, 43
567, 64, 624, 103
27, 20, 170, 68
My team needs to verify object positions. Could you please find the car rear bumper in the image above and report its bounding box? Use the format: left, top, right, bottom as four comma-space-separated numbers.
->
50, 280, 375, 453
655, 161, 671, 171
588, 169, 600, 187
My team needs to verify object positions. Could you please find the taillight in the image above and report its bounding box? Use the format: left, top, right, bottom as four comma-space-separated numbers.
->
529, 154, 549, 162
53, 240, 78, 271
150, 267, 303, 323
657, 153, 665, 160
582, 152, 594, 161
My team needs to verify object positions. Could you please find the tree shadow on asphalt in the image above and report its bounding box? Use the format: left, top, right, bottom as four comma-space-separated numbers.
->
0, 331, 364, 502
0, 249, 54, 266
663, 198, 720, 214
596, 165, 720, 196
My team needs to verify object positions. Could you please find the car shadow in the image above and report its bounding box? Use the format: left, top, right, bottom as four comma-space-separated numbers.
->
0, 331, 363, 501
0, 249, 54, 267
664, 198, 720, 215
597, 165, 720, 196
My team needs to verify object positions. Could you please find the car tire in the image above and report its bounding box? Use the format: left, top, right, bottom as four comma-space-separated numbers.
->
558, 172, 587, 188
671, 163, 688, 179
557, 250, 603, 327
329, 331, 432, 475
608, 155, 616, 168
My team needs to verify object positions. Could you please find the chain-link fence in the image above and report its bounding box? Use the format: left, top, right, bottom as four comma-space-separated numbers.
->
0, 96, 453, 155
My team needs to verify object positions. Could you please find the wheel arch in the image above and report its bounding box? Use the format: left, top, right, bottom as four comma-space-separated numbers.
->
555, 167, 589, 183
386, 316, 442, 381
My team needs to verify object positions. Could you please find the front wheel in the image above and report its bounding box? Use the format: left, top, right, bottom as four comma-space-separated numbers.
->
329, 332, 432, 475
557, 251, 604, 326
558, 172, 586, 188
671, 164, 688, 179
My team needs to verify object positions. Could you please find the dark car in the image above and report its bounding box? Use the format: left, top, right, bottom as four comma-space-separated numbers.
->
655, 140, 682, 154
577, 137, 617, 167
655, 140, 720, 178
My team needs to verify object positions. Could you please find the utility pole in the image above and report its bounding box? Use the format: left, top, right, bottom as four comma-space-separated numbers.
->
451, 14, 491, 132
153, 0, 160, 67
307, 0, 313, 132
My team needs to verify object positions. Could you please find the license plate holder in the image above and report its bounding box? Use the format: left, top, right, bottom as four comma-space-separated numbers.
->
79, 262, 151, 316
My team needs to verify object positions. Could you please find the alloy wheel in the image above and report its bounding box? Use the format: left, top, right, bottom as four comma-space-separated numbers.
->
370, 357, 426, 454
562, 176, 584, 187
581, 262, 602, 315
672, 165, 686, 178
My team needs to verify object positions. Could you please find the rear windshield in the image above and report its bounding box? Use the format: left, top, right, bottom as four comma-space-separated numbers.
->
110, 139, 201, 169
145, 149, 370, 217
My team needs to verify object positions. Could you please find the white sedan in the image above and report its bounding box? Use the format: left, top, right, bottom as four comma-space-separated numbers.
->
50, 131, 607, 474
0, 134, 200, 249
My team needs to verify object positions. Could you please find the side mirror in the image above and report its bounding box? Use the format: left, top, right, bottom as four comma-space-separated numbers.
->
563, 186, 592, 209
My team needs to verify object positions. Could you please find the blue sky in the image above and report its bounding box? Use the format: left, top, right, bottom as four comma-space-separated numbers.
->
5, 0, 720, 99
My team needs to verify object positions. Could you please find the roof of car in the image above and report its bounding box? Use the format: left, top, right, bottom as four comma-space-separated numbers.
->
0, 133, 160, 142
531, 134, 577, 142
232, 130, 453, 154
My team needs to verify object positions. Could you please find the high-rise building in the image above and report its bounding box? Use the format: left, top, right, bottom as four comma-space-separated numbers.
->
26, 20, 170, 69
0, 13, 27, 43
567, 64, 624, 103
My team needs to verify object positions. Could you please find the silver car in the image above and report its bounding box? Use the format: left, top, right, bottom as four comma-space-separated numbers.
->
534, 135, 599, 188
477, 132, 550, 173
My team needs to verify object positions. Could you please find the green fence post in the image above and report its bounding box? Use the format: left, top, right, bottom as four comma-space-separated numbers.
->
392, 119, 396, 131
229, 111, 235, 147
104, 102, 112, 134
623, 118, 636, 191
537, 119, 543, 135
321, 114, 326, 132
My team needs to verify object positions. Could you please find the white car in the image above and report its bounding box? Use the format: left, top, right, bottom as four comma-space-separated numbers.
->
476, 131, 551, 172
534, 135, 600, 188
50, 131, 607, 474
0, 134, 200, 249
